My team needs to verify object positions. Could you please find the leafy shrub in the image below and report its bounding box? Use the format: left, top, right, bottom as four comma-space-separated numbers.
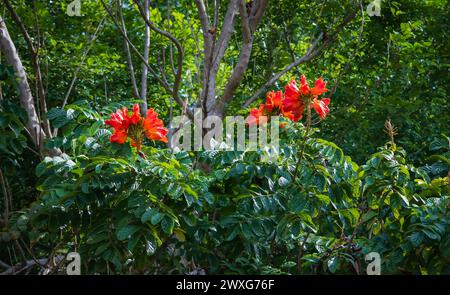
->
7, 102, 448, 274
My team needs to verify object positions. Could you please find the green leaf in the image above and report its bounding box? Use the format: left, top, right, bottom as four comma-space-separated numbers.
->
409, 232, 424, 246
127, 234, 140, 251
327, 256, 339, 273
151, 212, 164, 225
141, 208, 154, 223
116, 225, 140, 241
161, 216, 174, 234
316, 194, 330, 205
362, 211, 377, 223
36, 162, 48, 177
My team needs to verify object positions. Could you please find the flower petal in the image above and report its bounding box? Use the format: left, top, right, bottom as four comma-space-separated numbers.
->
312, 98, 330, 119
310, 78, 328, 96
110, 129, 128, 144
143, 108, 169, 143
130, 104, 141, 125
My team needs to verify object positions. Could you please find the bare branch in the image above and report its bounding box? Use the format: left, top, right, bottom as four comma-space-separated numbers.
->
205, 0, 239, 112
132, 0, 184, 92
243, 33, 323, 107
0, 256, 64, 275
211, 0, 239, 72
248, 0, 269, 32
132, 0, 191, 118
100, 0, 167, 90
213, 0, 219, 29
62, 18, 105, 108
53, 18, 105, 137
139, 0, 150, 113
238, 0, 251, 43
194, 0, 214, 112
0, 168, 9, 224
194, 0, 211, 42
243, 4, 360, 107
100, 0, 193, 119
2, 0, 35, 53
117, 0, 140, 101
215, 0, 268, 113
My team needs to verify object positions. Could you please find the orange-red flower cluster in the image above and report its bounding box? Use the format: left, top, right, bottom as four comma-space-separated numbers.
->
105, 104, 168, 152
246, 75, 331, 125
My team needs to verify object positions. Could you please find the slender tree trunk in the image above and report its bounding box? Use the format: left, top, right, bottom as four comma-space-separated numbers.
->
118, 0, 140, 101
2, 0, 52, 138
194, 0, 267, 119
140, 0, 150, 114
0, 16, 46, 152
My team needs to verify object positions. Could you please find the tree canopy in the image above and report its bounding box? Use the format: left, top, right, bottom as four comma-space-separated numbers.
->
0, 0, 448, 275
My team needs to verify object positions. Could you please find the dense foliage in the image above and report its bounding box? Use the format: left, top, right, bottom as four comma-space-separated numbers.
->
0, 0, 448, 274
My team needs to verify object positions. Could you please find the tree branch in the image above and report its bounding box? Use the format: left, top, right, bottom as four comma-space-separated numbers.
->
132, 0, 191, 118
215, 0, 268, 114
194, 0, 214, 112
117, 0, 140, 101
204, 0, 239, 112
243, 4, 359, 107
100, 0, 193, 119
243, 32, 323, 107
139, 0, 150, 114
133, 0, 184, 94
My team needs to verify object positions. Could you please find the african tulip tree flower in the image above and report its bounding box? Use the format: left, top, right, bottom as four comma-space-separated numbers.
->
265, 90, 283, 112
282, 79, 306, 122
300, 75, 310, 95
130, 104, 141, 125
246, 74, 332, 124
143, 109, 169, 143
282, 76, 330, 121
105, 104, 168, 152
284, 79, 301, 101
312, 98, 330, 119
246, 104, 266, 126
310, 77, 328, 96
281, 95, 305, 122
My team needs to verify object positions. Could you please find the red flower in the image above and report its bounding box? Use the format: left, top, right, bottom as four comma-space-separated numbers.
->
105, 107, 131, 131
105, 103, 168, 151
105, 107, 132, 144
246, 75, 331, 124
265, 90, 283, 112
130, 104, 141, 125
284, 79, 300, 101
246, 104, 266, 126
282, 79, 305, 122
312, 98, 330, 119
310, 78, 328, 96
281, 100, 304, 122
300, 75, 310, 95
109, 128, 128, 144
143, 109, 169, 143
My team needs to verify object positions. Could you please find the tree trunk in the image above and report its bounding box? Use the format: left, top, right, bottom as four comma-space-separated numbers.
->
0, 16, 46, 152
139, 0, 150, 114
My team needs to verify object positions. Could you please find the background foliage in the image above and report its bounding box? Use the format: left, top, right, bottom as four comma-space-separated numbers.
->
0, 0, 448, 274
